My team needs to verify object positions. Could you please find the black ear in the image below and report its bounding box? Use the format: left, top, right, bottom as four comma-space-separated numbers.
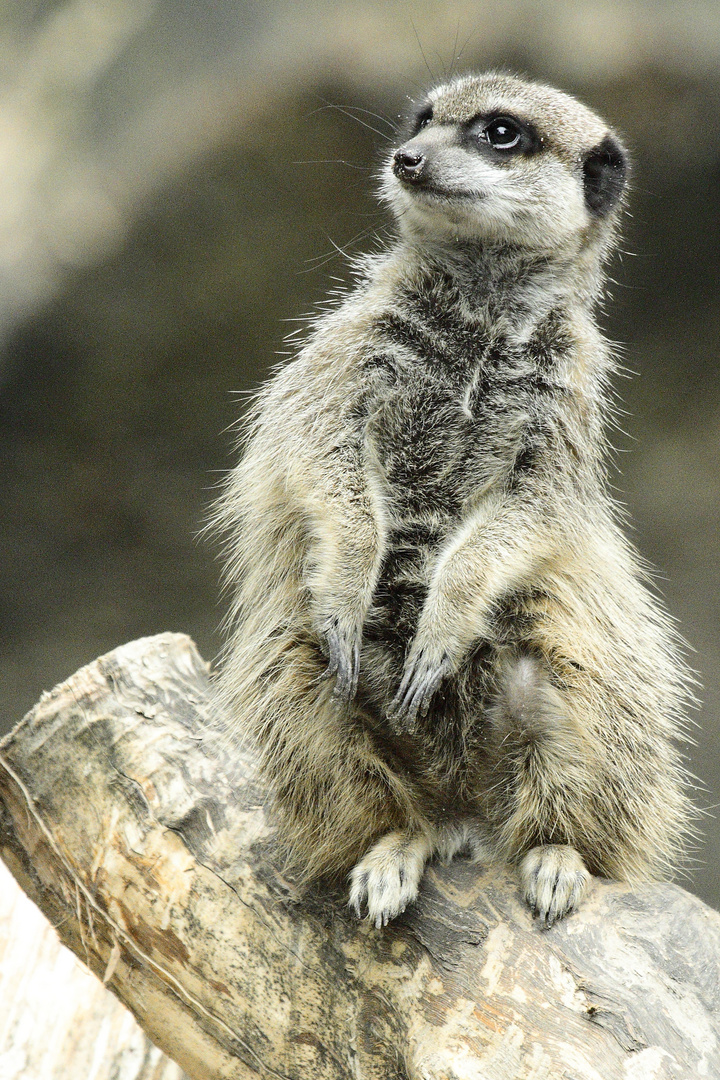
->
583, 134, 628, 216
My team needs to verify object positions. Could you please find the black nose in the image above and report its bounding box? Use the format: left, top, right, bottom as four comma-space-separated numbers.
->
393, 148, 427, 184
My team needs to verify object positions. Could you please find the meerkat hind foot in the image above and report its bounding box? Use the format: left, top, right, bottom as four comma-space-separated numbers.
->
349, 830, 435, 928
520, 844, 591, 929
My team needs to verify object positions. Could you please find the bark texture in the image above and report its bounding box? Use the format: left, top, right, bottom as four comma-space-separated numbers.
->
0, 632, 719, 1080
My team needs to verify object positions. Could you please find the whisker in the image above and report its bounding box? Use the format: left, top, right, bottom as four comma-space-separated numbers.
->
298, 221, 387, 274
455, 27, 478, 71
410, 17, 436, 82
291, 159, 372, 171
308, 101, 394, 142
448, 22, 461, 81
331, 104, 397, 133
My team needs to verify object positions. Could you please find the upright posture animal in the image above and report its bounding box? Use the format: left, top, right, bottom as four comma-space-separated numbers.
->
214, 72, 694, 928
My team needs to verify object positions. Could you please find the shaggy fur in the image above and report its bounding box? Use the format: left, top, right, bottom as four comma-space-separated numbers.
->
212, 73, 695, 928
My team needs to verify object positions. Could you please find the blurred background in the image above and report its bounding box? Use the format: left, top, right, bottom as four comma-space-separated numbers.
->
0, 0, 718, 905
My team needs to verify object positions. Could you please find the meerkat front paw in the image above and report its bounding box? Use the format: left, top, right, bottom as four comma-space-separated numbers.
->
348, 830, 433, 927
389, 646, 453, 727
520, 844, 591, 929
317, 614, 362, 702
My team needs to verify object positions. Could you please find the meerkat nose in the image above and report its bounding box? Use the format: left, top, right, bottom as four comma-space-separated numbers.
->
393, 148, 427, 184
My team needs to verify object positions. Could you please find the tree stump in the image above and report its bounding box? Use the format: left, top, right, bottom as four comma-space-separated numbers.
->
0, 632, 718, 1079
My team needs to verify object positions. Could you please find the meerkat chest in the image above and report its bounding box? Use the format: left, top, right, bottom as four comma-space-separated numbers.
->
367, 368, 475, 514
363, 337, 536, 518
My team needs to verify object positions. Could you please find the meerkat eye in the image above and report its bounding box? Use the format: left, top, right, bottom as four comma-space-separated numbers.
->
483, 117, 523, 151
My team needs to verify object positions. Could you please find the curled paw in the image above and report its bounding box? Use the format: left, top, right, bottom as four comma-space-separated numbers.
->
389, 649, 452, 727
520, 844, 591, 929
319, 618, 361, 702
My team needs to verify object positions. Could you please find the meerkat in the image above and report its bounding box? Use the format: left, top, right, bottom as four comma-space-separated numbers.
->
212, 72, 695, 929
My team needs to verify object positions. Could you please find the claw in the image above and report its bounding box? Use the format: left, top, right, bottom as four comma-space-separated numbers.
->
390, 651, 451, 726
322, 622, 361, 702
348, 872, 368, 918
520, 845, 591, 928
348, 831, 428, 927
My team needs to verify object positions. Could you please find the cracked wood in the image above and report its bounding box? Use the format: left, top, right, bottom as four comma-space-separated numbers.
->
0, 632, 719, 1079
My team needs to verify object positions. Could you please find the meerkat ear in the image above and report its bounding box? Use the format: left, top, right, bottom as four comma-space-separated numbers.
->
582, 134, 628, 216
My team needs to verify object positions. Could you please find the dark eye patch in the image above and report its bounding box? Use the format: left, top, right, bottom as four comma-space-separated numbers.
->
464, 112, 542, 157
407, 102, 433, 137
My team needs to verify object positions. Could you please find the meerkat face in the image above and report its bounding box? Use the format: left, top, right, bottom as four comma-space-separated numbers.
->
381, 72, 628, 251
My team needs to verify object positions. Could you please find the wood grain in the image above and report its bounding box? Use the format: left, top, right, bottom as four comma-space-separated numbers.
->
1, 632, 718, 1079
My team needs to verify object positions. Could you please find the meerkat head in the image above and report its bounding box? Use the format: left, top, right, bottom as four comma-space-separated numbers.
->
381, 72, 628, 254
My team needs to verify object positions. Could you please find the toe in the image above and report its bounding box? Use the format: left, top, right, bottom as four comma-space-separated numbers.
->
520, 845, 591, 927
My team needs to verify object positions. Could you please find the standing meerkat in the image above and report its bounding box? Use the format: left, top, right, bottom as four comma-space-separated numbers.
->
213, 72, 695, 928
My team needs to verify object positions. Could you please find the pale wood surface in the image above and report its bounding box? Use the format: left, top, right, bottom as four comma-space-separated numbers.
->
1, 632, 719, 1080
0, 858, 187, 1080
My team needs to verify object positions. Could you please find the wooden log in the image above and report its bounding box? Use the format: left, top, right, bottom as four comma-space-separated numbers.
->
0, 632, 719, 1080
0, 858, 187, 1079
